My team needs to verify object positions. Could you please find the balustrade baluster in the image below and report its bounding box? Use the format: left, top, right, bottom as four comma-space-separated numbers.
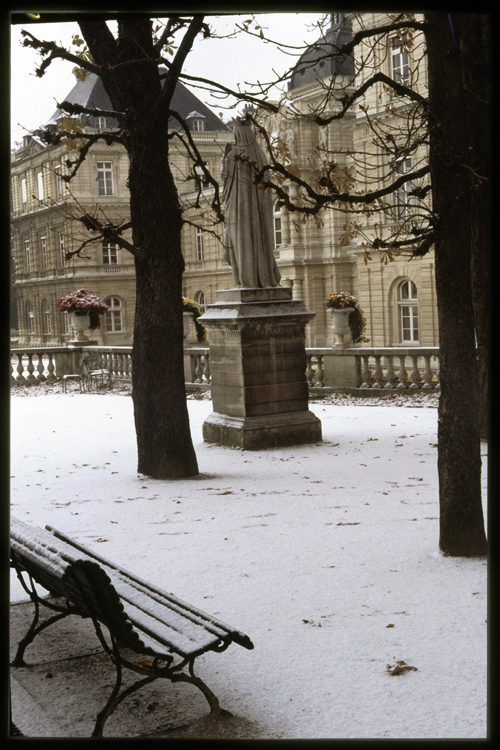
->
434, 357, 440, 390
46, 352, 56, 379
16, 354, 26, 382
361, 355, 372, 387
373, 355, 384, 387
36, 352, 46, 380
397, 356, 408, 389
384, 356, 397, 388
306, 355, 314, 386
26, 353, 36, 382
202, 355, 211, 383
409, 355, 421, 389
194, 354, 204, 383
313, 355, 324, 387
421, 355, 433, 389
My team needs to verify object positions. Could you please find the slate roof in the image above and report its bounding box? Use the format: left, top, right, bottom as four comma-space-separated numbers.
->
45, 70, 231, 132
288, 15, 354, 91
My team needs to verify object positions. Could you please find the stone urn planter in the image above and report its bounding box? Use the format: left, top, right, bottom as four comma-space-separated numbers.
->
329, 306, 355, 347
70, 312, 91, 342
58, 290, 109, 343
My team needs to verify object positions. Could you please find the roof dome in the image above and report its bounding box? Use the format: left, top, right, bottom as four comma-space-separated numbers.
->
288, 13, 354, 91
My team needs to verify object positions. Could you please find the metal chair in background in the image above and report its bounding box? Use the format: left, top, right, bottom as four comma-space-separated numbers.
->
81, 355, 112, 390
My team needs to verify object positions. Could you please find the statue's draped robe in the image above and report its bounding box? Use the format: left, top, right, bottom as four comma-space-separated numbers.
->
222, 122, 281, 288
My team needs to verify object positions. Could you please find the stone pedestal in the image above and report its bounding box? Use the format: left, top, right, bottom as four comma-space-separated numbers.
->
200, 287, 322, 449
323, 350, 361, 388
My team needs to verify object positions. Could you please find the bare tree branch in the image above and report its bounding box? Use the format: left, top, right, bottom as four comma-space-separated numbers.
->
339, 18, 427, 57
56, 99, 126, 123
21, 29, 102, 77
169, 109, 224, 222
313, 72, 426, 127
160, 16, 207, 112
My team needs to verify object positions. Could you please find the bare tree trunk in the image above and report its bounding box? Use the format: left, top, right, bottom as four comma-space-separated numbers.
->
128, 122, 199, 479
425, 13, 487, 556
75, 19, 201, 479
133, 252, 199, 479
461, 15, 490, 441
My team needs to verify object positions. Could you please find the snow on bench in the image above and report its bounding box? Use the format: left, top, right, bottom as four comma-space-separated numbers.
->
10, 516, 254, 737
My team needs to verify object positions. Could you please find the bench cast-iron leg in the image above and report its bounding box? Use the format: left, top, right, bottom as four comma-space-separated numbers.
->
11, 569, 78, 667
171, 659, 231, 717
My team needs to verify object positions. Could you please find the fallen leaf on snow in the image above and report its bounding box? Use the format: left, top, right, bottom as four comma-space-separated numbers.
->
387, 661, 418, 676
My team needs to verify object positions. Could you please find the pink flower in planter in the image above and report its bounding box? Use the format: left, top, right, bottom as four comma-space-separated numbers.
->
57, 289, 109, 331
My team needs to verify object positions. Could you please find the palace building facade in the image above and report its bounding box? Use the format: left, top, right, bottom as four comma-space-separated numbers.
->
12, 13, 437, 350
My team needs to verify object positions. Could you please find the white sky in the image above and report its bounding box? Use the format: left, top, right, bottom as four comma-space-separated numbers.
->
10, 13, 325, 146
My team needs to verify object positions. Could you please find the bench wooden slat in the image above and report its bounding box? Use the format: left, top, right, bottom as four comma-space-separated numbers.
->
11, 518, 254, 660
45, 523, 253, 651
108, 572, 241, 649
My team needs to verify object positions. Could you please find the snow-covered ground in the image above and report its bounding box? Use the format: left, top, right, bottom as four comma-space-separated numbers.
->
10, 382, 488, 739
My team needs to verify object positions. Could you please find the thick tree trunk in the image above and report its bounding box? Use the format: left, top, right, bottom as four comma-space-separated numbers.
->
461, 15, 490, 441
128, 123, 199, 479
77, 18, 201, 479
425, 13, 487, 556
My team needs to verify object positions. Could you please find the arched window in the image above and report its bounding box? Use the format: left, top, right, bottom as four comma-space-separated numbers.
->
195, 291, 207, 313
398, 280, 419, 342
273, 202, 282, 248
42, 300, 51, 334
26, 301, 35, 334
105, 297, 123, 332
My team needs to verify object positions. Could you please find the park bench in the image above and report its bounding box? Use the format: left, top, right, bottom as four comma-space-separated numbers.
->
10, 517, 254, 737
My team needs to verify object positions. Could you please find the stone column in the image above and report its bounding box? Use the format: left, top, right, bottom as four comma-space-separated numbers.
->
200, 286, 322, 449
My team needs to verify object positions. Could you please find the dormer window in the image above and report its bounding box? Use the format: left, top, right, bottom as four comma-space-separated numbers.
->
186, 111, 206, 132
95, 115, 107, 130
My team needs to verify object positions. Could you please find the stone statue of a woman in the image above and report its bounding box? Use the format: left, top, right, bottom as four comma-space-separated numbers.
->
221, 119, 281, 288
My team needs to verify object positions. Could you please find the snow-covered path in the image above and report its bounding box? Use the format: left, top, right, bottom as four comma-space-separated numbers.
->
10, 389, 487, 738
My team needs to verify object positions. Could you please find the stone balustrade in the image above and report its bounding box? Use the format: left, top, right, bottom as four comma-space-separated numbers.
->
305, 347, 440, 390
184, 348, 211, 387
10, 346, 132, 383
11, 345, 440, 392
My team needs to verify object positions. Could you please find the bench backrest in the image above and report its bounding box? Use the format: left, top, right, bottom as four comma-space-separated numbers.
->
11, 518, 254, 659
62, 559, 159, 655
